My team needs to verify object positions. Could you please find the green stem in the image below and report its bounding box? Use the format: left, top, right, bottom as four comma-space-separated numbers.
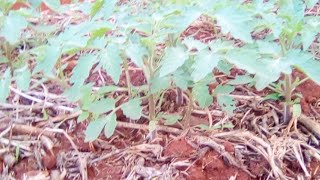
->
267, 85, 282, 94
145, 56, 156, 122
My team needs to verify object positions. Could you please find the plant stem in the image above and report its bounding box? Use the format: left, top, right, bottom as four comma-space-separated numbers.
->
176, 87, 183, 105
148, 93, 156, 121
283, 74, 292, 123
123, 57, 132, 98
145, 57, 156, 122
267, 85, 282, 94
295, 77, 309, 88
4, 42, 13, 68
184, 89, 193, 127
147, 76, 156, 139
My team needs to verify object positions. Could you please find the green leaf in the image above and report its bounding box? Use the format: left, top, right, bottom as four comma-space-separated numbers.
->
104, 113, 117, 138
301, 29, 318, 51
77, 111, 90, 123
215, 7, 253, 43
277, 0, 305, 21
99, 43, 122, 84
182, 37, 207, 51
79, 85, 95, 110
33, 44, 61, 75
306, 0, 318, 8
87, 98, 115, 115
0, 69, 11, 103
15, 66, 31, 91
150, 76, 170, 94
217, 60, 232, 75
0, 12, 28, 45
172, 69, 190, 90
92, 0, 116, 20
159, 46, 188, 77
28, 0, 42, 9
162, 114, 182, 125
125, 43, 147, 67
85, 118, 107, 142
90, 26, 111, 40
164, 8, 201, 34
192, 49, 220, 82
263, 93, 281, 101
226, 48, 280, 90
228, 75, 253, 85
90, 0, 105, 18
0, 0, 16, 11
96, 86, 118, 95
64, 83, 92, 102
121, 98, 142, 120
213, 85, 235, 115
70, 54, 96, 87
225, 48, 259, 74
296, 59, 320, 85
53, 22, 92, 50
257, 41, 281, 55
192, 83, 212, 108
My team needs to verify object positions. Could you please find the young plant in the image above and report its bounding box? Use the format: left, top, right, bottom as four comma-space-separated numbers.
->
118, 1, 202, 131
193, 0, 320, 124
0, 0, 33, 100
